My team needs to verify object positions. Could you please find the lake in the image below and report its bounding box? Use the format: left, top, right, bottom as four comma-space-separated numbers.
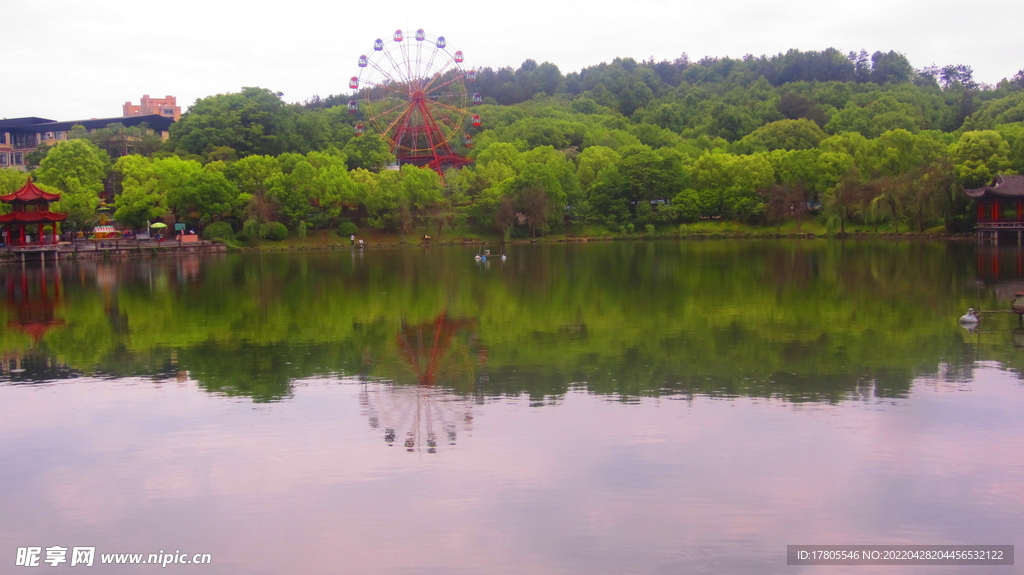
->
1, 240, 1021, 574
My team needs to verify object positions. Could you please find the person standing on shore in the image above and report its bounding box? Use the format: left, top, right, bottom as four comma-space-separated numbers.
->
350, 234, 355, 246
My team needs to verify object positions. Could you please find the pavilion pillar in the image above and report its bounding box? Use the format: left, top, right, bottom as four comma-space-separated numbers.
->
20, 224, 25, 244
37, 223, 43, 245
994, 201, 1001, 222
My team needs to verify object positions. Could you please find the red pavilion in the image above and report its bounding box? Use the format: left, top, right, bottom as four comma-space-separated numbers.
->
0, 178, 66, 246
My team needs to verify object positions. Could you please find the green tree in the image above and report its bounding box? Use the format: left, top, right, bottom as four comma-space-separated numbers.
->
167, 87, 296, 157
112, 155, 169, 230
993, 123, 1024, 173
576, 146, 621, 184
475, 142, 525, 188
903, 160, 955, 232
617, 148, 679, 203
588, 166, 631, 225
509, 163, 563, 237
400, 164, 443, 237
0, 168, 28, 194
869, 51, 914, 84
206, 146, 239, 163
950, 130, 1013, 188
34, 139, 110, 197
50, 178, 102, 233
271, 159, 317, 227
364, 170, 405, 235
341, 134, 395, 171
361, 166, 441, 238
167, 171, 237, 232
736, 119, 827, 152
472, 180, 518, 239
670, 188, 702, 222
822, 168, 865, 233
868, 129, 945, 178
34, 139, 111, 232
24, 143, 53, 168
690, 152, 773, 220
312, 158, 363, 229
708, 103, 758, 141
83, 123, 163, 158
762, 184, 808, 230
226, 154, 284, 225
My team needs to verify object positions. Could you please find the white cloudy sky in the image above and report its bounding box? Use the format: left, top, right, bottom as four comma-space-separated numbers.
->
5, 0, 1023, 121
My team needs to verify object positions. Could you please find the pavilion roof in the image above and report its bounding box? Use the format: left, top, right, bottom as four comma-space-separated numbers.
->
7, 318, 66, 343
964, 174, 1024, 199
0, 211, 67, 223
0, 179, 62, 203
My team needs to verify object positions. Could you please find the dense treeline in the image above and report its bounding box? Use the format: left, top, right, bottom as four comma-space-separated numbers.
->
5, 48, 1024, 239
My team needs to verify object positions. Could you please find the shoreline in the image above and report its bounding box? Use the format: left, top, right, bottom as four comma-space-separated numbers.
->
228, 230, 979, 253
0, 230, 982, 263
0, 240, 227, 264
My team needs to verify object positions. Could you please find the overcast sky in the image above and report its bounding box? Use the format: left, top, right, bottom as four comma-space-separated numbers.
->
5, 0, 1023, 122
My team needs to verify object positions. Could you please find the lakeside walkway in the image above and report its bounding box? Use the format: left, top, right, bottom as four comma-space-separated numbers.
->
2, 238, 226, 263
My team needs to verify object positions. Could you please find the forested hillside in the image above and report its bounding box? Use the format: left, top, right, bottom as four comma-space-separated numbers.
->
7, 48, 1024, 240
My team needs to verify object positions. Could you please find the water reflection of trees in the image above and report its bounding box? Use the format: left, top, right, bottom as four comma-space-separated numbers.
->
5, 243, 1024, 400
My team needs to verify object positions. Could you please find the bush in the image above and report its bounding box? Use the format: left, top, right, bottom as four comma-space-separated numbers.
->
242, 218, 261, 240
338, 221, 358, 237
264, 222, 288, 241
203, 221, 234, 242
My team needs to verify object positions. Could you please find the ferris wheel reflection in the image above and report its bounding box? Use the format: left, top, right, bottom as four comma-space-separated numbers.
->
360, 383, 475, 454
359, 310, 483, 453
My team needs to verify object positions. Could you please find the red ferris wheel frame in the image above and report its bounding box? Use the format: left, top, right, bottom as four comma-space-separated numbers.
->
351, 29, 477, 174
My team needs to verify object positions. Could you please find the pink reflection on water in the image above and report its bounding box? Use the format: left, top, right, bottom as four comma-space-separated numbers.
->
0, 368, 1022, 575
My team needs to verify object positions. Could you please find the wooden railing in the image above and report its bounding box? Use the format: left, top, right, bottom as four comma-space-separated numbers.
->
976, 221, 1024, 229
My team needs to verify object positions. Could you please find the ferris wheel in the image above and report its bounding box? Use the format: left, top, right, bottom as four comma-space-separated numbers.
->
349, 29, 481, 173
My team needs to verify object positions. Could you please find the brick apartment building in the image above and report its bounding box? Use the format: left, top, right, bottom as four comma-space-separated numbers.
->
123, 95, 181, 121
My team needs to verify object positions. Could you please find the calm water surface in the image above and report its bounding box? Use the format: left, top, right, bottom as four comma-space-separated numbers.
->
1, 241, 1022, 574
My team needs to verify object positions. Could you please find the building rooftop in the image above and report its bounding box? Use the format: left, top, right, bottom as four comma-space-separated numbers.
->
0, 117, 57, 129
16, 114, 174, 131
964, 175, 1024, 199
6, 114, 175, 133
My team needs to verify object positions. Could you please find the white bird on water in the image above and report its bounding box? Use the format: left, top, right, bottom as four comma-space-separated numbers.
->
959, 308, 980, 323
